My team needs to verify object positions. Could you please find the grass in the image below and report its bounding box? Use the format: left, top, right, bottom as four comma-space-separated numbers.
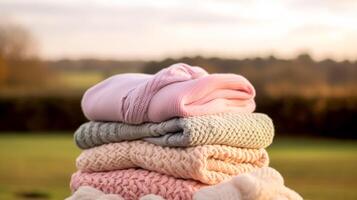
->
268, 138, 357, 200
0, 134, 79, 200
0, 134, 356, 200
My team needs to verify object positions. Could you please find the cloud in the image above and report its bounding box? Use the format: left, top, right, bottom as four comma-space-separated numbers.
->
0, 0, 356, 60
289, 24, 337, 36
0, 0, 261, 27
286, 0, 357, 13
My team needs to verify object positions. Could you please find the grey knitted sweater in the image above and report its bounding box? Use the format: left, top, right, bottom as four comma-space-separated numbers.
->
74, 113, 274, 149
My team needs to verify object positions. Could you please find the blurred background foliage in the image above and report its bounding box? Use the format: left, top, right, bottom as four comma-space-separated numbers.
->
0, 23, 355, 138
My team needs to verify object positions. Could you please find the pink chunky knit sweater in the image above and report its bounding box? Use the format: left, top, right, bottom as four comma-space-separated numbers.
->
70, 169, 205, 200
76, 141, 269, 185
81, 63, 255, 124
68, 167, 302, 200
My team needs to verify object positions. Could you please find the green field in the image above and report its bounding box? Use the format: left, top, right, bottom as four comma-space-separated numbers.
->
0, 134, 356, 200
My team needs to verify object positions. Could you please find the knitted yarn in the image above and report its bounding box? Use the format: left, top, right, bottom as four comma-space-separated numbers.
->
66, 186, 165, 200
76, 141, 269, 185
193, 167, 303, 200
81, 63, 255, 124
75, 113, 274, 149
70, 169, 206, 200
69, 167, 302, 200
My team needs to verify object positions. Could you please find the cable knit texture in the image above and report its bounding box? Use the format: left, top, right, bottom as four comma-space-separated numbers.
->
75, 113, 274, 149
68, 167, 302, 200
81, 63, 256, 124
193, 167, 303, 200
70, 169, 206, 200
66, 186, 165, 200
76, 141, 269, 185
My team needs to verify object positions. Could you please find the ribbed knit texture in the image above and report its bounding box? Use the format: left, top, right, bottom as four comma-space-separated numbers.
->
81, 63, 255, 124
66, 186, 165, 200
76, 141, 269, 185
75, 113, 274, 149
70, 169, 206, 200
193, 167, 303, 200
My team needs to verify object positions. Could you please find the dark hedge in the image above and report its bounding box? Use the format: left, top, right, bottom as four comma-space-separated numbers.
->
0, 96, 355, 139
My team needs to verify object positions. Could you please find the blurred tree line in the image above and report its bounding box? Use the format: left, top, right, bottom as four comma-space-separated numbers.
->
0, 23, 356, 138
0, 23, 51, 91
143, 55, 356, 98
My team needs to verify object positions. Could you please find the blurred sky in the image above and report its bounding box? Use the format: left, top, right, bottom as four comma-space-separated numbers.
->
1, 0, 357, 61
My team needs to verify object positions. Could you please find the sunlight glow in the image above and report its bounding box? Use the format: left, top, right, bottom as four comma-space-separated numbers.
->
0, 0, 356, 60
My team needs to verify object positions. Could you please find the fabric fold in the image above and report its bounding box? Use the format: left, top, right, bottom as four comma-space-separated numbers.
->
76, 141, 269, 185
70, 169, 205, 200
193, 167, 303, 200
81, 63, 256, 124
66, 186, 165, 200
66, 186, 125, 200
75, 113, 274, 149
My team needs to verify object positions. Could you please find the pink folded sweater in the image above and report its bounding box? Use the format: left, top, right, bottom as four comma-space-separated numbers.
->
70, 169, 206, 200
82, 63, 255, 124
69, 167, 302, 200
76, 141, 269, 184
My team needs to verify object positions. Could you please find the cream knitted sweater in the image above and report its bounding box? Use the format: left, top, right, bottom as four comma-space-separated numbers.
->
194, 167, 303, 200
66, 186, 164, 200
76, 141, 269, 185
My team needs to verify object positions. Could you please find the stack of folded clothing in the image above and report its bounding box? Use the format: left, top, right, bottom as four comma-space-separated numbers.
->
67, 63, 302, 200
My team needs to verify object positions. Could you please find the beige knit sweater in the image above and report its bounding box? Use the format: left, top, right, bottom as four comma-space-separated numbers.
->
76, 141, 269, 185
